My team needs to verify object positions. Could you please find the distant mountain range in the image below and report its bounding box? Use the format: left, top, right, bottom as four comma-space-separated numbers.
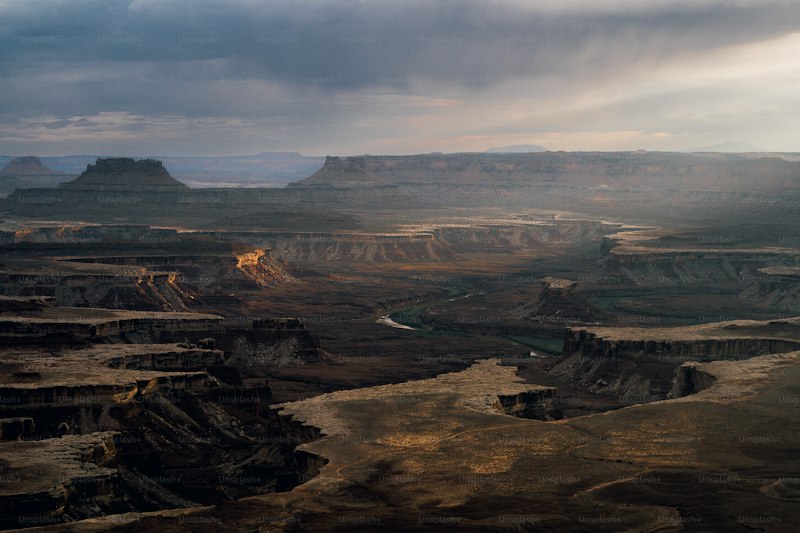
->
484, 144, 547, 153
0, 152, 326, 188
484, 141, 771, 154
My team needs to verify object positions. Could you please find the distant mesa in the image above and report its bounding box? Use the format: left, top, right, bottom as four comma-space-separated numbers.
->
484, 144, 547, 153
0, 156, 58, 176
60, 157, 189, 191
289, 151, 800, 190
0, 156, 76, 193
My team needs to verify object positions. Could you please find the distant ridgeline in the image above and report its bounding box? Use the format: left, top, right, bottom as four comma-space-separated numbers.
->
1, 152, 799, 222
60, 158, 189, 191
283, 151, 800, 220
289, 151, 800, 190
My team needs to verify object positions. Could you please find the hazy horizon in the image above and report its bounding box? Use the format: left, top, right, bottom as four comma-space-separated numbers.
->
2, 141, 796, 161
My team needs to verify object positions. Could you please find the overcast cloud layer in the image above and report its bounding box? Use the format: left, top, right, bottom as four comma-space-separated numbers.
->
1, 0, 799, 156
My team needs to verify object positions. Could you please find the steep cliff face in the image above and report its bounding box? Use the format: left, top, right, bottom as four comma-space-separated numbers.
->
135, 273, 194, 311
234, 249, 295, 286
223, 318, 321, 370
673, 362, 718, 397
604, 249, 800, 286
671, 350, 800, 402
560, 328, 800, 360
264, 232, 452, 262
494, 389, 557, 420
551, 320, 800, 401
291, 156, 392, 187
241, 219, 610, 263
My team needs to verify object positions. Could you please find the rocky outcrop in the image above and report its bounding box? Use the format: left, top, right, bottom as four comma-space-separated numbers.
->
60, 158, 189, 192
0, 432, 118, 528
494, 389, 556, 420
234, 249, 295, 286
511, 276, 606, 324
222, 318, 321, 370
135, 273, 193, 311
551, 318, 800, 401
672, 350, 800, 402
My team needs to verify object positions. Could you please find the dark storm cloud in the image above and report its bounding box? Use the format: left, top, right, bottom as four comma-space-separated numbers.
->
1, 0, 799, 154
3, 1, 799, 99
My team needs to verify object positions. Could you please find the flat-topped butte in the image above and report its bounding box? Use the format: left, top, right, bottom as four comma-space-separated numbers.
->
60, 158, 189, 192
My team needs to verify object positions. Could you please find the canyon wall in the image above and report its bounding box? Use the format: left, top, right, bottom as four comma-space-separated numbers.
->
551, 322, 800, 401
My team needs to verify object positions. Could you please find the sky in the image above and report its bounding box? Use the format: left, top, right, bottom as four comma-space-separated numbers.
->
0, 0, 799, 156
